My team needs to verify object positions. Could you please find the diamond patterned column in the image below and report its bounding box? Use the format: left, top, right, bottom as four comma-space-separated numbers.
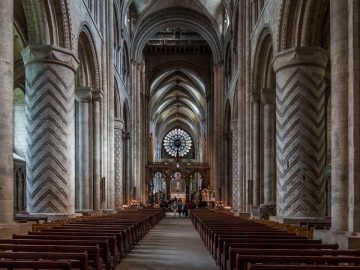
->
114, 119, 124, 209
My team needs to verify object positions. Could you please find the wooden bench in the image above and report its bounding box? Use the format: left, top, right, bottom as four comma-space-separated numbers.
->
249, 265, 360, 270
0, 244, 101, 270
215, 235, 312, 261
12, 234, 117, 267
0, 251, 88, 270
226, 248, 360, 270
0, 260, 72, 270
236, 255, 360, 270
0, 239, 109, 270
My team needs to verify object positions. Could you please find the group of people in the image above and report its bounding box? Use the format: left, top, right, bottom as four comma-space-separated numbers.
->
160, 198, 193, 217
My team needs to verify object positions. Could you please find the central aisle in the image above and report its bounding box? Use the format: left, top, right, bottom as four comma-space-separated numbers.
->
117, 215, 219, 270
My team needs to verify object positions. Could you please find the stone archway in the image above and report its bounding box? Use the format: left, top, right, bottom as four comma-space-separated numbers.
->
147, 158, 210, 204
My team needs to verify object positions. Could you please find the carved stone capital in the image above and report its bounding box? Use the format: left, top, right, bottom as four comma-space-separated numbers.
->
122, 131, 131, 140
272, 46, 328, 73
250, 92, 260, 104
22, 45, 79, 72
92, 91, 103, 102
231, 120, 238, 132
115, 119, 124, 130
261, 88, 275, 105
75, 87, 92, 103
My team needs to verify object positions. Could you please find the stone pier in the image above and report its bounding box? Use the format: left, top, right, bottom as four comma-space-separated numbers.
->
273, 47, 328, 219
261, 88, 276, 204
0, 0, 14, 223
75, 87, 92, 211
23, 45, 78, 216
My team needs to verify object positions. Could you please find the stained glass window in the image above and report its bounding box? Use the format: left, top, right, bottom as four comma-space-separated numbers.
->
163, 128, 192, 157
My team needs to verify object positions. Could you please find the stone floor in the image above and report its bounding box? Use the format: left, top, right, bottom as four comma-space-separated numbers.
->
117, 214, 219, 270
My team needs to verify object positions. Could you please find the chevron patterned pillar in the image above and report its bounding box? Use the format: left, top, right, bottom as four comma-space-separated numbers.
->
261, 89, 276, 204
114, 119, 124, 209
273, 47, 328, 218
23, 45, 78, 216
75, 87, 92, 211
0, 0, 14, 223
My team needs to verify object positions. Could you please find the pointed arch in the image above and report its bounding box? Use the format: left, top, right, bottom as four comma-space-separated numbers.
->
114, 79, 121, 119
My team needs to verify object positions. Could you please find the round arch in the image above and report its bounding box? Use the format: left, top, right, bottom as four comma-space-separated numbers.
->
131, 8, 222, 64
76, 23, 101, 90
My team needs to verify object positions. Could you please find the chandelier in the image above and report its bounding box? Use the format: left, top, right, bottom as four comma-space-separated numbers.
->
163, 128, 192, 157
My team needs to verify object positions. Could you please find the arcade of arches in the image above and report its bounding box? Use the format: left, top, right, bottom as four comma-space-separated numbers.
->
1, 0, 360, 249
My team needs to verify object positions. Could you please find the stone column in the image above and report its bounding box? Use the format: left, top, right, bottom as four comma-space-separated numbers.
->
93, 93, 102, 210
166, 178, 171, 201
75, 87, 92, 211
186, 185, 190, 203
23, 45, 78, 216
273, 47, 327, 218
0, 0, 13, 223
251, 93, 260, 207
122, 130, 131, 204
261, 89, 276, 204
348, 0, 360, 233
130, 61, 142, 201
231, 120, 239, 212
329, 0, 349, 232
114, 119, 124, 209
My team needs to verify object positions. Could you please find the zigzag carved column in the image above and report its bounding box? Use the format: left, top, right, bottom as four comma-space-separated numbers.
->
114, 119, 124, 209
273, 47, 328, 218
23, 45, 78, 215
231, 120, 239, 213
75, 87, 92, 211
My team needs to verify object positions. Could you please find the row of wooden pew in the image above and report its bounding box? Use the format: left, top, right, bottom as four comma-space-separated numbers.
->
0, 208, 165, 270
192, 209, 360, 270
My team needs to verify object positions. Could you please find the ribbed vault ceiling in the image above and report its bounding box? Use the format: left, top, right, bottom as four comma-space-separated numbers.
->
149, 68, 206, 151
127, 0, 225, 34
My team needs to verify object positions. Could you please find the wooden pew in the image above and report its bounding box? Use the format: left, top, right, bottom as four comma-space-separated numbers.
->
235, 255, 360, 270
249, 265, 360, 270
0, 209, 164, 270
215, 235, 312, 261
0, 252, 88, 270
191, 209, 360, 270
226, 248, 360, 270
12, 234, 117, 267
0, 239, 110, 270
0, 244, 101, 270
0, 260, 72, 270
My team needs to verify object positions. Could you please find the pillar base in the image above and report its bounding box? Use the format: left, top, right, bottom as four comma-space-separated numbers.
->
235, 212, 251, 218
28, 212, 80, 221
314, 230, 360, 249
0, 223, 33, 238
75, 209, 101, 216
101, 209, 117, 214
270, 216, 330, 225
